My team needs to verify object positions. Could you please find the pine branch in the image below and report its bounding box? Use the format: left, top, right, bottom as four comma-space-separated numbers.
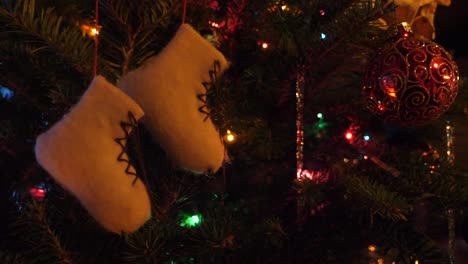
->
293, 176, 328, 209
0, 0, 95, 79
388, 153, 468, 208
0, 55, 54, 113
372, 221, 449, 263
346, 175, 412, 222
99, 0, 178, 78
121, 218, 166, 264
11, 201, 71, 264
185, 207, 237, 261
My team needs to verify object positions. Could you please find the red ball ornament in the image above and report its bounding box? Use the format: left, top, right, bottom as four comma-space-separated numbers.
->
362, 23, 459, 127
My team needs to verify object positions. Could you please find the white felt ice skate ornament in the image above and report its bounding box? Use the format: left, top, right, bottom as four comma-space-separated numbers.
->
118, 24, 229, 174
35, 76, 151, 234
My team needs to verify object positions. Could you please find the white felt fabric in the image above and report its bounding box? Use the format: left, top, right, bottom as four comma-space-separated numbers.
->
35, 76, 151, 234
118, 24, 229, 174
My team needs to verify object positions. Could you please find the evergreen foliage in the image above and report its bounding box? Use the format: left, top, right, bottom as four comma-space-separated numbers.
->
1, 0, 468, 263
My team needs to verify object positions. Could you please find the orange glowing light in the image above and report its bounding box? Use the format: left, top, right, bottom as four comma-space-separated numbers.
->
433, 62, 439, 68
345, 132, 353, 140
383, 78, 397, 98
386, 87, 397, 98
368, 245, 376, 252
364, 155, 369, 160
261, 42, 269, 49
81, 24, 92, 31
81, 24, 99, 36
209, 21, 220, 28
443, 75, 450, 80
226, 130, 235, 142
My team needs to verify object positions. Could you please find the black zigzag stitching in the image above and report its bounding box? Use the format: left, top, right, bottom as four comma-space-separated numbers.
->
115, 111, 139, 185
198, 60, 221, 122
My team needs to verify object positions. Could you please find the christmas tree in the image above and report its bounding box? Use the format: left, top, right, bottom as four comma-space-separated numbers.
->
1, 0, 468, 263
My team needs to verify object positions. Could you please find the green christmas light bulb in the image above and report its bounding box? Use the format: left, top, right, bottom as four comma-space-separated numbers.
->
181, 214, 202, 227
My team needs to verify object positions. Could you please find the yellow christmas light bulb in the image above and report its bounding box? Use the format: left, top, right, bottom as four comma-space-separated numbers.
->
90, 27, 99, 36
80, 24, 100, 37
226, 130, 235, 142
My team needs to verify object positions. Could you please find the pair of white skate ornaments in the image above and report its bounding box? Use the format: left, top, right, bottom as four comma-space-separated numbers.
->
34, 24, 229, 234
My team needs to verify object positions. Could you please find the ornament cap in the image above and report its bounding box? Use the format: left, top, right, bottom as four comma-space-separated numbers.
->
394, 22, 413, 39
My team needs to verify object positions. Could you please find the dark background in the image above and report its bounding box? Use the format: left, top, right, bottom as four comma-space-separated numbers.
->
436, 1, 468, 171
436, 1, 468, 58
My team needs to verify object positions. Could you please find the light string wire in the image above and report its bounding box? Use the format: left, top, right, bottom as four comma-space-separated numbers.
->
296, 71, 305, 178
93, 0, 99, 76
182, 0, 188, 24
446, 120, 455, 264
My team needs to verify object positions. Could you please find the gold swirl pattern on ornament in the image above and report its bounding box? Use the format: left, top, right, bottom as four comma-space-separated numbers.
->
399, 38, 424, 50
408, 49, 428, 64
382, 52, 402, 66
381, 69, 406, 90
432, 86, 442, 104
447, 86, 458, 105
402, 85, 430, 109
430, 58, 454, 84
413, 65, 428, 81
426, 44, 443, 56
423, 106, 439, 118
